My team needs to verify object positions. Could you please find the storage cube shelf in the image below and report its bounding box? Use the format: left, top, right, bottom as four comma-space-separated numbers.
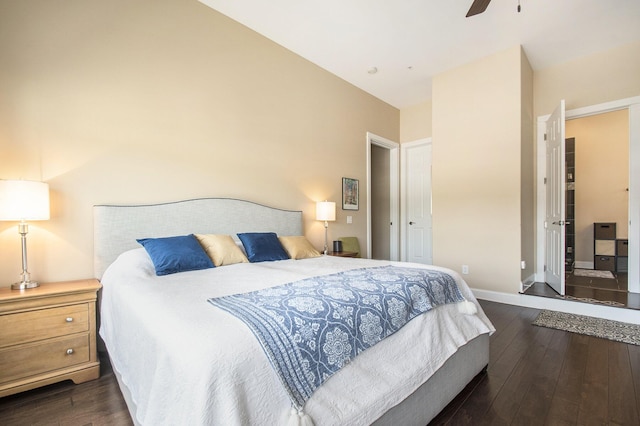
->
594, 240, 615, 256
595, 256, 615, 271
617, 256, 628, 273
616, 239, 628, 273
594, 222, 616, 240
617, 239, 629, 257
593, 223, 627, 273
565, 138, 575, 273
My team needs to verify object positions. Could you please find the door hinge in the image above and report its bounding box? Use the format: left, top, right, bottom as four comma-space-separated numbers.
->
544, 265, 547, 272
544, 177, 547, 184
544, 133, 547, 141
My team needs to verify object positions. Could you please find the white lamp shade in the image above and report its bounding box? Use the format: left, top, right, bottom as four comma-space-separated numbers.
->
316, 201, 336, 221
0, 180, 50, 221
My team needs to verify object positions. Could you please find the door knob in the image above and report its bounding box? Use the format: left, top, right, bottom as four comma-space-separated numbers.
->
409, 221, 415, 225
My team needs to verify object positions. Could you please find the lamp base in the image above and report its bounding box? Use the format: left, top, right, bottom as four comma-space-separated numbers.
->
11, 280, 40, 291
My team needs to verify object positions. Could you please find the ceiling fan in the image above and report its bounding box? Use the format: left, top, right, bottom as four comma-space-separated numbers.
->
466, 0, 521, 17
466, 0, 491, 17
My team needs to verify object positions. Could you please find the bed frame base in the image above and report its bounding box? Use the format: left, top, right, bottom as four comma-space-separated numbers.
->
107, 333, 489, 426
373, 333, 489, 426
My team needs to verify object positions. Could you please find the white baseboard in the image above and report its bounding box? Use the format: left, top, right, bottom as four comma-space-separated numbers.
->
472, 288, 640, 325
574, 261, 594, 270
520, 273, 536, 293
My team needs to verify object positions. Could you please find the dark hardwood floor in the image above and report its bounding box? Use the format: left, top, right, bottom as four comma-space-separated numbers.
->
1, 300, 638, 425
524, 269, 640, 310
431, 300, 640, 425
0, 353, 133, 426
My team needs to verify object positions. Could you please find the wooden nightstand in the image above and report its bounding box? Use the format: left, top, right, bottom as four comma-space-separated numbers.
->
0, 279, 102, 397
327, 251, 359, 258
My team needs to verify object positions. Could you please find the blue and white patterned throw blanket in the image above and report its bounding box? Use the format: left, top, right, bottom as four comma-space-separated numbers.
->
208, 265, 467, 411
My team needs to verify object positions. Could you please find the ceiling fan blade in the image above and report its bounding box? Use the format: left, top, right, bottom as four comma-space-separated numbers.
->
466, 0, 491, 17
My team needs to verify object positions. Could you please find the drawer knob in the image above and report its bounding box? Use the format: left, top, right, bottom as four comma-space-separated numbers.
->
66, 348, 74, 355
66, 317, 74, 323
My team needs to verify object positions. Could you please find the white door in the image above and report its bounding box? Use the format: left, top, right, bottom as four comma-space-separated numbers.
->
545, 100, 566, 294
401, 140, 432, 264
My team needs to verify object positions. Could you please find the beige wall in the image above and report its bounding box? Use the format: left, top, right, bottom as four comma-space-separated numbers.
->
566, 110, 629, 264
0, 0, 399, 284
432, 46, 527, 293
400, 101, 432, 143
399, 42, 640, 143
520, 50, 535, 282
400, 42, 639, 293
534, 42, 640, 116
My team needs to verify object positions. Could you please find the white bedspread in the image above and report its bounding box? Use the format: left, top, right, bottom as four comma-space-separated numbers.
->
99, 249, 494, 426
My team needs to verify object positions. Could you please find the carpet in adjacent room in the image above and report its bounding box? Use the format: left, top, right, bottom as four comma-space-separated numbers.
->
572, 268, 615, 279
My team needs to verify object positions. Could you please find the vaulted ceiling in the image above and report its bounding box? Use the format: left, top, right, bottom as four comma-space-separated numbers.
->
199, 0, 640, 108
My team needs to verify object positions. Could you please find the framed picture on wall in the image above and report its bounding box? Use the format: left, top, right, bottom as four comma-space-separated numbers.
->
342, 177, 359, 210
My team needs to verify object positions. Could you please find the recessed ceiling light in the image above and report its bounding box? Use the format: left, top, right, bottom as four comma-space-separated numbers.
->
367, 67, 378, 74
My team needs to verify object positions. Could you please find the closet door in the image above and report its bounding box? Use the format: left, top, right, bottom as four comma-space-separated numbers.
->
402, 140, 432, 265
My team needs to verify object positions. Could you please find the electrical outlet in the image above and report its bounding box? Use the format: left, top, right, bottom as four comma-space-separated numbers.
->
521, 260, 526, 270
347, 216, 352, 224
462, 265, 469, 274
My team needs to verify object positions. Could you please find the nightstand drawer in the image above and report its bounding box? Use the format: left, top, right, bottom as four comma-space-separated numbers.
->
0, 333, 90, 385
0, 279, 101, 397
0, 304, 89, 348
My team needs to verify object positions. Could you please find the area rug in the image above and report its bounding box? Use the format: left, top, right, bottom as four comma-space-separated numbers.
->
573, 269, 615, 279
532, 310, 640, 346
560, 295, 624, 308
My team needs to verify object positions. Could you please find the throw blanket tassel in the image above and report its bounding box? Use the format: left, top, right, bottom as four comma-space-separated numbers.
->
287, 408, 315, 426
457, 300, 477, 315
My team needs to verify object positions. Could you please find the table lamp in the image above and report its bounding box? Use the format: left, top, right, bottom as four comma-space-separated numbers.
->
0, 180, 50, 290
316, 201, 335, 255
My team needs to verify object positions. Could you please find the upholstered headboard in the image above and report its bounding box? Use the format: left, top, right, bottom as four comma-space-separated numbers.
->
93, 198, 303, 279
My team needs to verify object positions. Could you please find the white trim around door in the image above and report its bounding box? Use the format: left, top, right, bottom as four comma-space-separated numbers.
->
366, 132, 399, 260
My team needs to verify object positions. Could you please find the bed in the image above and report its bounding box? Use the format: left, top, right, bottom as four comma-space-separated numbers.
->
95, 198, 494, 426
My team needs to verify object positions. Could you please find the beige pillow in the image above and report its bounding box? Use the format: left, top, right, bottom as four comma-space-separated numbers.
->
195, 234, 249, 266
279, 236, 321, 259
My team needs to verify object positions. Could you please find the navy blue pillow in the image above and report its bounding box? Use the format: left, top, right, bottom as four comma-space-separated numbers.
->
237, 232, 290, 263
137, 234, 214, 276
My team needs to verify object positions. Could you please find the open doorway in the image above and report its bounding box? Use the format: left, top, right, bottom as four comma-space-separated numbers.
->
366, 132, 399, 260
371, 144, 391, 259
531, 97, 640, 309
564, 110, 629, 298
